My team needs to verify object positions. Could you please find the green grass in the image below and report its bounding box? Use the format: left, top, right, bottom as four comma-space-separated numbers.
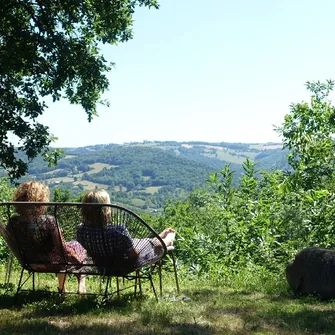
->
2, 267, 335, 334
131, 198, 146, 206
41, 169, 63, 175
215, 150, 249, 164
144, 186, 162, 194
114, 185, 127, 192
85, 163, 117, 175
213, 149, 259, 163
45, 177, 75, 183
72, 180, 109, 190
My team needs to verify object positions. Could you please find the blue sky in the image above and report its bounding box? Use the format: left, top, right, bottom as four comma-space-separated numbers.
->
39, 0, 335, 147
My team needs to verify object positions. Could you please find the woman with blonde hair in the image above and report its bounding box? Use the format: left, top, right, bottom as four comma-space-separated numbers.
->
81, 189, 112, 228
8, 181, 87, 294
77, 189, 176, 268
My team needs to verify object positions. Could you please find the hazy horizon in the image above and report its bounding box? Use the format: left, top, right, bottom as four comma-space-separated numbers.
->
51, 139, 283, 149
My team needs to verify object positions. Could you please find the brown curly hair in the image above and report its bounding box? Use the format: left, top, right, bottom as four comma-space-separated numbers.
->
13, 181, 50, 217
82, 189, 112, 227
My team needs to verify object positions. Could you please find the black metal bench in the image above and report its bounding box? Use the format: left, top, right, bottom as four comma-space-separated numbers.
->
0, 202, 179, 300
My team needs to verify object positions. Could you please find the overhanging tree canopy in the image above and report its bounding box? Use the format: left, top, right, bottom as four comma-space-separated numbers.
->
0, 0, 159, 180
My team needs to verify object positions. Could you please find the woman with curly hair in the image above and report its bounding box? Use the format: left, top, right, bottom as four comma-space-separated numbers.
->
7, 181, 87, 294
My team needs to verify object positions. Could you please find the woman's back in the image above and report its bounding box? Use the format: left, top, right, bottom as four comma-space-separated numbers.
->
8, 215, 62, 263
77, 223, 137, 271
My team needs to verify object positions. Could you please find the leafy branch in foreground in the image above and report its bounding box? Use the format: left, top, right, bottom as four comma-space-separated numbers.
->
0, 0, 159, 180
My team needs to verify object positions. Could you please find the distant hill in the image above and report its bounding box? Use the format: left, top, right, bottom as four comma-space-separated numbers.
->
7, 141, 288, 212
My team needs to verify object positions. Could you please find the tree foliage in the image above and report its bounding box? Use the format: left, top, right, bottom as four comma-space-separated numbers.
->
149, 80, 335, 283
276, 80, 335, 190
0, 0, 159, 180
0, 178, 14, 261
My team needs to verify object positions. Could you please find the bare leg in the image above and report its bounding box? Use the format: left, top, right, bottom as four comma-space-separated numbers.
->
57, 273, 66, 293
78, 275, 86, 294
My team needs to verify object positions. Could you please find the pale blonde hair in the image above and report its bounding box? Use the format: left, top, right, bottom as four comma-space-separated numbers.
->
13, 181, 50, 217
82, 189, 112, 227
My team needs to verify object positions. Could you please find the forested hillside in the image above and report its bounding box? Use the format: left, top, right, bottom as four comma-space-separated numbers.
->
5, 141, 286, 211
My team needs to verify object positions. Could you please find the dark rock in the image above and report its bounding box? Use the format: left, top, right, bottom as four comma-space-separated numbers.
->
286, 247, 335, 299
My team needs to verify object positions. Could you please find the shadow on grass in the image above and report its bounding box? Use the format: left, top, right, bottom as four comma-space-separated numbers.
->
188, 287, 261, 302
4, 287, 335, 334
203, 289, 335, 335
0, 320, 216, 335
0, 290, 218, 334
0, 291, 216, 335
0, 290, 141, 315
264, 308, 335, 334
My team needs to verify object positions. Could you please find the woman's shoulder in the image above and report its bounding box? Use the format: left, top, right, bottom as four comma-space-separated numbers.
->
7, 215, 57, 234
9, 214, 55, 222
106, 224, 131, 237
38, 215, 55, 220
77, 223, 89, 233
77, 223, 96, 230
34, 215, 57, 225
77, 223, 102, 236
106, 224, 128, 231
77, 223, 129, 233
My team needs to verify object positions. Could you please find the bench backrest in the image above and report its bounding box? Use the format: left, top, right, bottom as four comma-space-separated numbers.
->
0, 202, 166, 276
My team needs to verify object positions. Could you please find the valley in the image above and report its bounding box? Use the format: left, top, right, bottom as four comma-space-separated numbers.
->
11, 141, 287, 212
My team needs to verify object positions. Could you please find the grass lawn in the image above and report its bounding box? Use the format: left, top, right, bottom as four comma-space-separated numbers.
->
85, 163, 118, 175
41, 169, 63, 175
145, 186, 162, 194
1, 267, 335, 335
114, 185, 127, 192
215, 150, 252, 164
45, 177, 75, 183
72, 180, 109, 190
131, 198, 146, 206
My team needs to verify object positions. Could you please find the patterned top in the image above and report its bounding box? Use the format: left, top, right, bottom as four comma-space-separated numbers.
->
7, 215, 86, 269
77, 224, 165, 271
77, 223, 135, 268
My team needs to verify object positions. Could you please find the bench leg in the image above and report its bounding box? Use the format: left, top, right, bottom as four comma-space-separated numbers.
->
15, 268, 25, 302
134, 271, 138, 297
32, 272, 35, 291
158, 251, 180, 296
116, 277, 120, 299
158, 261, 163, 297
104, 276, 111, 297
170, 251, 180, 294
5, 253, 13, 284
138, 271, 142, 296
148, 273, 158, 302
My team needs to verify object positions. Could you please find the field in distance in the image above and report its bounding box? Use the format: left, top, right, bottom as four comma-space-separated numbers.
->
15, 140, 286, 211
